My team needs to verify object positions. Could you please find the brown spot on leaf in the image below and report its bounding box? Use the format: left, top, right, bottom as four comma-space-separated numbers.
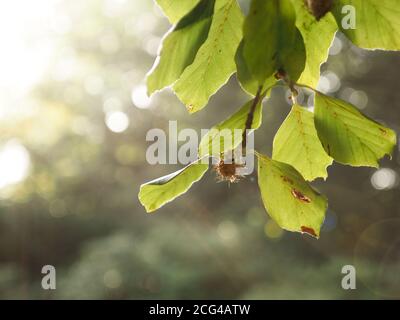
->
291, 189, 311, 203
301, 226, 317, 237
379, 128, 387, 135
281, 175, 293, 185
187, 104, 194, 112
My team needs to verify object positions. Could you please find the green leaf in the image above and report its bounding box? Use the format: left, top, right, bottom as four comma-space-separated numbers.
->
291, 0, 338, 87
257, 154, 327, 238
155, 0, 201, 24
332, 0, 400, 50
139, 161, 208, 212
241, 0, 306, 85
235, 41, 277, 96
314, 92, 397, 167
147, 0, 215, 95
198, 97, 264, 157
173, 0, 243, 113
273, 104, 333, 181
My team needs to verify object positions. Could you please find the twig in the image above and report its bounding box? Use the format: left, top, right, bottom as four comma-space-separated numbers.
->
242, 86, 263, 154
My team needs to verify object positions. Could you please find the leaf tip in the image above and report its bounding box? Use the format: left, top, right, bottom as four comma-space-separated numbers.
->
186, 104, 195, 113
301, 225, 319, 238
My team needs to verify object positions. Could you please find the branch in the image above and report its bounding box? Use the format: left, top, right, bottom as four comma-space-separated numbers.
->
242, 86, 263, 153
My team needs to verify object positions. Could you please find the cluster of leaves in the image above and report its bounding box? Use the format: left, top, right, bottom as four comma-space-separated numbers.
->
139, 0, 399, 238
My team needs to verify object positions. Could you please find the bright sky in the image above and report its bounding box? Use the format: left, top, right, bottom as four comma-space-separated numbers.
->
0, 0, 61, 119
0, 0, 62, 189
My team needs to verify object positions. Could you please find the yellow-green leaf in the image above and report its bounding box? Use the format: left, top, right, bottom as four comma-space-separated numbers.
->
173, 0, 243, 113
257, 154, 327, 238
155, 0, 201, 24
332, 0, 400, 50
139, 161, 208, 212
235, 41, 277, 96
314, 92, 397, 167
292, 0, 338, 87
241, 0, 306, 85
147, 0, 215, 95
273, 104, 333, 181
199, 97, 264, 157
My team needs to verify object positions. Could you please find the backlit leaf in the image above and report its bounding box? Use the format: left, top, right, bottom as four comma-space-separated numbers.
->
291, 0, 338, 87
155, 0, 201, 24
332, 0, 400, 50
257, 153, 327, 238
173, 0, 243, 113
147, 0, 215, 95
139, 161, 208, 212
241, 0, 306, 85
235, 41, 277, 96
273, 104, 333, 181
199, 96, 264, 157
314, 92, 397, 167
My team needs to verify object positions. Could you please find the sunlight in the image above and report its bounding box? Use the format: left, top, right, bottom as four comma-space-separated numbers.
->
0, 140, 31, 189
131, 85, 153, 109
371, 168, 398, 190
0, 0, 56, 86
0, 0, 58, 119
105, 111, 130, 133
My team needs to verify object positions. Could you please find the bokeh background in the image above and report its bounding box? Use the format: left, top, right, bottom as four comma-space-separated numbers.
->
0, 0, 399, 299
